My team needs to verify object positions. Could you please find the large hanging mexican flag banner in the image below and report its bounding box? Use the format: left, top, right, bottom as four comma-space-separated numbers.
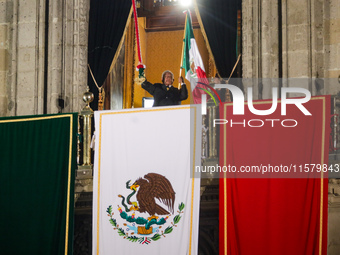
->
219, 96, 330, 255
93, 105, 202, 255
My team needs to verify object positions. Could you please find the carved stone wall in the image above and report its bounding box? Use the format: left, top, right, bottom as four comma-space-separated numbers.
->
0, 0, 46, 116
55, 0, 90, 114
242, 0, 340, 99
324, 0, 340, 81
0, 0, 90, 117
0, 1, 10, 115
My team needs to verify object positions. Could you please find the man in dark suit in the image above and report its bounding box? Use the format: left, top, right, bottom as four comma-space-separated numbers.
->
141, 70, 188, 106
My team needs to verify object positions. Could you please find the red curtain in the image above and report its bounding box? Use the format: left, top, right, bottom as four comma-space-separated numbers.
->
219, 96, 330, 255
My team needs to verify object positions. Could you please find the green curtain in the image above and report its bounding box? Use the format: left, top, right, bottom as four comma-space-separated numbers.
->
0, 113, 77, 255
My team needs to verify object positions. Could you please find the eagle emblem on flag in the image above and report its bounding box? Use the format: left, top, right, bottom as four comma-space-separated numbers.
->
106, 173, 185, 244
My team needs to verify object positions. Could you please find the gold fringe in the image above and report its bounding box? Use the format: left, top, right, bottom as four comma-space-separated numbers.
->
123, 17, 136, 109
108, 6, 133, 74
193, 0, 220, 77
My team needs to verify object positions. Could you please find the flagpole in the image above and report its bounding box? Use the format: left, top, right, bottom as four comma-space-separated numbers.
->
179, 11, 188, 89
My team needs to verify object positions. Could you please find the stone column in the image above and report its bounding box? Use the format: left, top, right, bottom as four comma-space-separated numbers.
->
324, 0, 340, 95
3, 0, 46, 116
242, 0, 279, 100
0, 0, 90, 117
242, 0, 261, 99
242, 0, 340, 97
47, 0, 89, 114
69, 0, 90, 113
0, 0, 9, 116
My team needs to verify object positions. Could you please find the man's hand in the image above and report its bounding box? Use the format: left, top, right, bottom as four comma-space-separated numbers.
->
136, 77, 146, 85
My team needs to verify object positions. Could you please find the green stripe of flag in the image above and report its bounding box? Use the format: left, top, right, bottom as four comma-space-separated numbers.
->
182, 12, 194, 74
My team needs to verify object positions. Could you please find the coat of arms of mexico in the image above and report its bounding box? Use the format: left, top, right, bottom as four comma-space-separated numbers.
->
107, 173, 185, 244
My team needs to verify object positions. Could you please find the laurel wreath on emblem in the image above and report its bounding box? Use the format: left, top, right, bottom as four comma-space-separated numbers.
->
106, 173, 184, 244
107, 202, 185, 244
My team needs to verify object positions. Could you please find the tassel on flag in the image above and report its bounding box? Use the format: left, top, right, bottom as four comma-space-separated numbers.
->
136, 62, 145, 78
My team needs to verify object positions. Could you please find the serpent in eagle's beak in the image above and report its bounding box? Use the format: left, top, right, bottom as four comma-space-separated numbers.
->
130, 183, 139, 191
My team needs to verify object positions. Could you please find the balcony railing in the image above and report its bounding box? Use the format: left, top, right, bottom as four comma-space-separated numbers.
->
75, 92, 340, 181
